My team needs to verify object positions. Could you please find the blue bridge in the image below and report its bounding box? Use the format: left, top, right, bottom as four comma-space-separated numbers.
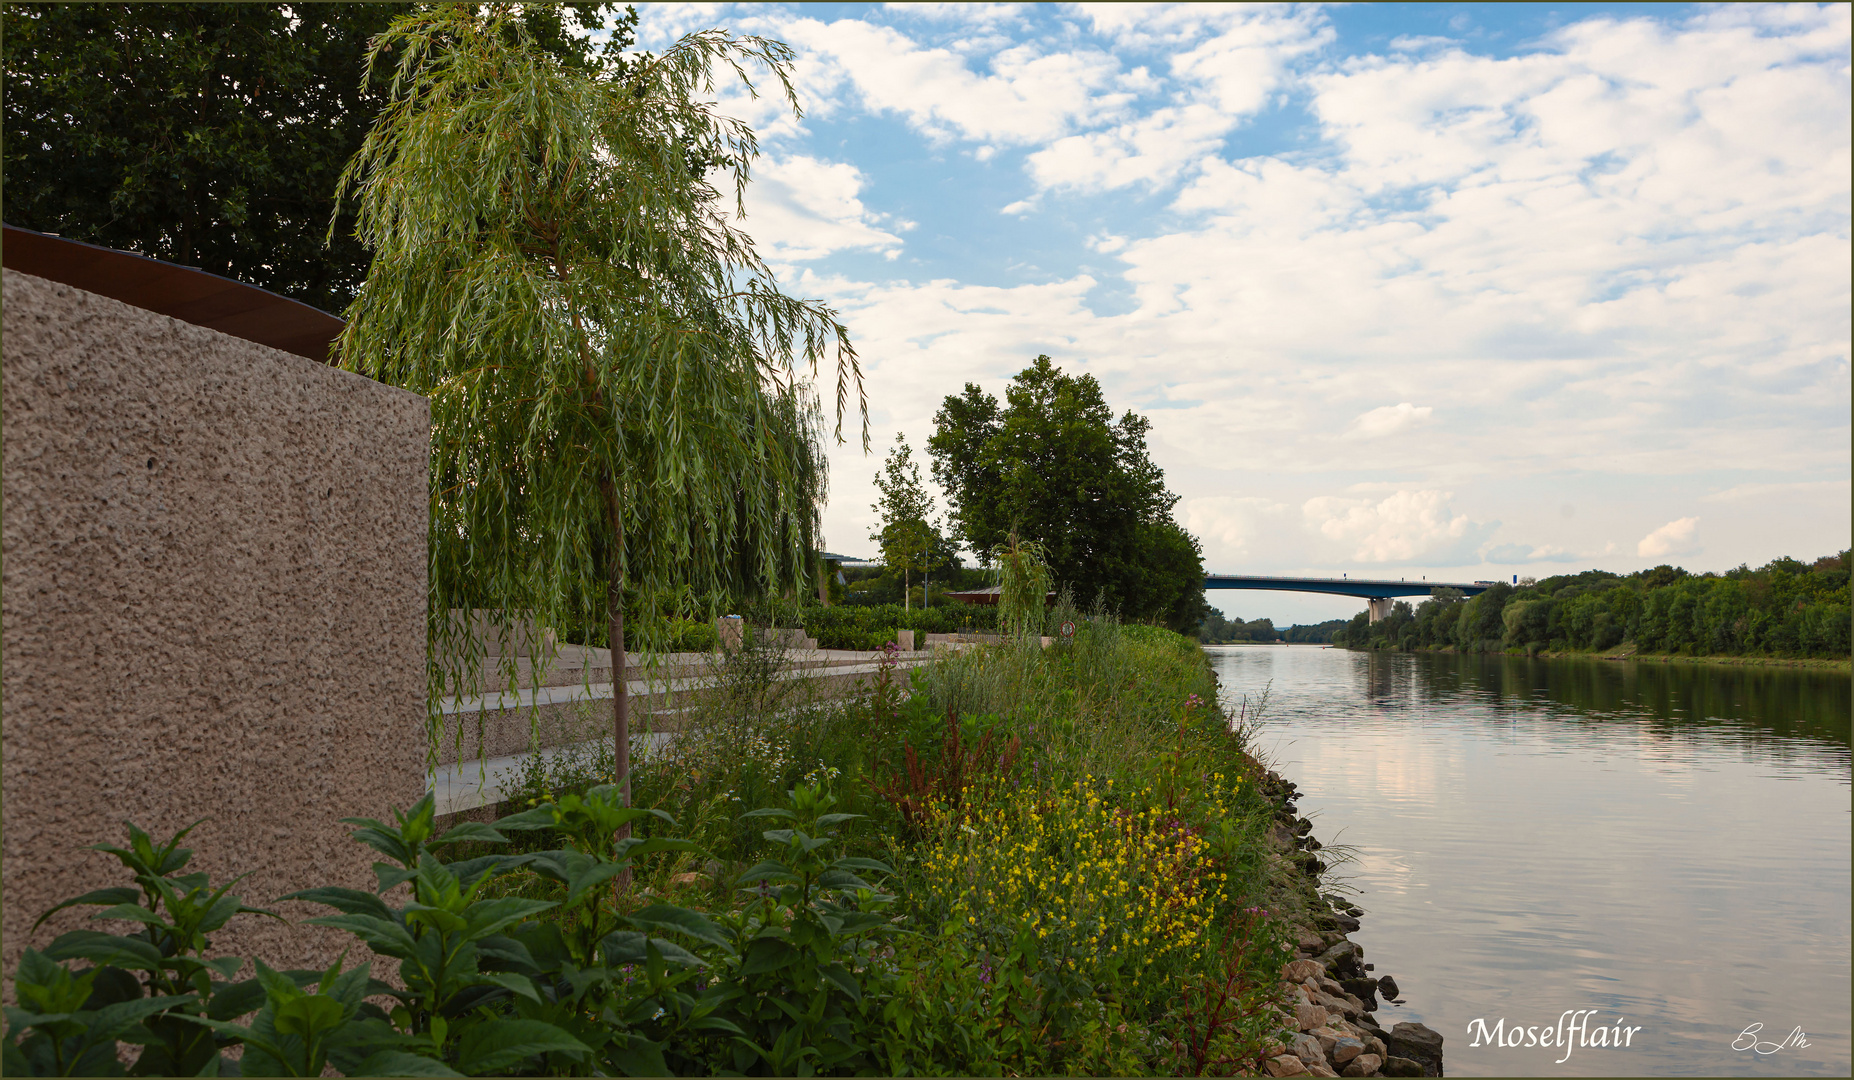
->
1203, 574, 1496, 622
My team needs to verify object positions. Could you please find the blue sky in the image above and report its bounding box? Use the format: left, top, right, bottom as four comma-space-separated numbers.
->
626, 2, 1849, 624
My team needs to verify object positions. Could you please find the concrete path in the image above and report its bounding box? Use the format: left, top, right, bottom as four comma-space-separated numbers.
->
430, 730, 686, 817
429, 648, 947, 814
437, 652, 934, 716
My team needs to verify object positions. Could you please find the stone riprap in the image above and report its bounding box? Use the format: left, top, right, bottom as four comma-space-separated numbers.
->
1259, 771, 1445, 1078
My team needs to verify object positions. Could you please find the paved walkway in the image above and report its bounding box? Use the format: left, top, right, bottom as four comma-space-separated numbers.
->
429, 649, 943, 814
437, 653, 931, 715
431, 730, 686, 816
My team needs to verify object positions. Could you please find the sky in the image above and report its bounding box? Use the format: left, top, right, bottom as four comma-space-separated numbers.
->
623, 2, 1849, 625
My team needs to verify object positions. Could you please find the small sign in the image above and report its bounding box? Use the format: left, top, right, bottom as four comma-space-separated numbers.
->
1059, 620, 1077, 638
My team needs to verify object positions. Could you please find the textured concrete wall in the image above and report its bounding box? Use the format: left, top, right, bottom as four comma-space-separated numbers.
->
2, 270, 428, 985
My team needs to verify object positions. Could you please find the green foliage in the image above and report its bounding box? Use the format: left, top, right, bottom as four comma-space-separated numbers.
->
1334, 551, 1851, 659
990, 533, 1052, 638
0, 3, 623, 312
786, 602, 999, 650
870, 434, 947, 612
927, 355, 1209, 630
9, 619, 1292, 1077
5, 820, 287, 1076
330, 7, 864, 778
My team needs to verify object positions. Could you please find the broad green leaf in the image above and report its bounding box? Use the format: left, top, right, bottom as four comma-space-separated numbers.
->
733, 861, 794, 886
431, 821, 508, 848
454, 1018, 591, 1074
468, 971, 541, 1004
42, 930, 163, 971
817, 963, 861, 1002
273, 994, 346, 1037
350, 1049, 464, 1077
31, 887, 142, 932
301, 914, 419, 958
462, 897, 558, 942
623, 904, 732, 952
738, 937, 797, 976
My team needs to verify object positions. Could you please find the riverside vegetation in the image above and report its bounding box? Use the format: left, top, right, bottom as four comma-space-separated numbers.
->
1335, 551, 1850, 661
5, 615, 1346, 1077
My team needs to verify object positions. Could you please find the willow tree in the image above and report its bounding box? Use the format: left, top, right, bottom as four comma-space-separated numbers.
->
332, 6, 864, 817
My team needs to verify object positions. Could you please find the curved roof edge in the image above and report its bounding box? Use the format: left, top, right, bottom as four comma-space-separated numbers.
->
2, 224, 344, 363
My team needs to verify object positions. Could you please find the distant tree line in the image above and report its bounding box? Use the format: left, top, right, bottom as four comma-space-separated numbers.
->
1197, 610, 1348, 645
1334, 552, 1851, 659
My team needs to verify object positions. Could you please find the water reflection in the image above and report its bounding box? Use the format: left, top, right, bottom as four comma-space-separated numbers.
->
1208, 645, 1851, 1078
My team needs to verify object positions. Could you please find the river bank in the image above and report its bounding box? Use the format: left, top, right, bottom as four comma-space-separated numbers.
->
1255, 768, 1445, 1078
1342, 643, 1849, 671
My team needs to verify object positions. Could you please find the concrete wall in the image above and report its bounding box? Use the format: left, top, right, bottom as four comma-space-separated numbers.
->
2, 270, 428, 983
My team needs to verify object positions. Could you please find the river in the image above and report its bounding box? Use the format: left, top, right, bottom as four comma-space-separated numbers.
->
1207, 644, 1851, 1077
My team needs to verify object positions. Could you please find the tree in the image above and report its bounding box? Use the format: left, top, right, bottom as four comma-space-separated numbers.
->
333, 6, 864, 867
927, 355, 1207, 630
1, 2, 617, 313
869, 434, 943, 611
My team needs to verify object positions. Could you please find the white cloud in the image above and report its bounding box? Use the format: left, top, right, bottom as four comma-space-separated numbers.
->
1302, 490, 1496, 564
702, 2, 1854, 577
736, 155, 904, 261
1345, 402, 1435, 440
1180, 495, 1290, 564
1484, 542, 1576, 563
780, 18, 1126, 145
1026, 104, 1233, 192
1637, 516, 1702, 558
1700, 479, 1851, 502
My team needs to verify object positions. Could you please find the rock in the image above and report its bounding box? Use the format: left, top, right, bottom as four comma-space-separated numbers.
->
1296, 1003, 1329, 1032
1366, 1036, 1387, 1059
1304, 1061, 1340, 1078
1321, 892, 1349, 908
1298, 932, 1326, 952
1310, 1026, 1343, 1055
1295, 818, 1314, 835
1376, 974, 1400, 999
1291, 1034, 1325, 1065
1316, 976, 1347, 996
1273, 824, 1299, 847
1343, 1053, 1383, 1077
1305, 836, 1323, 851
1380, 1056, 1424, 1077
1315, 991, 1362, 1019
1266, 1055, 1311, 1077
1364, 963, 1374, 971
1332, 1037, 1365, 1064
1340, 977, 1381, 1010
1332, 913, 1361, 931
1316, 940, 1361, 968
1387, 1022, 1443, 1075
1283, 959, 1325, 983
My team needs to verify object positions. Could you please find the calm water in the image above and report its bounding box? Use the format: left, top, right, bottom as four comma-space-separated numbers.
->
1209, 645, 1851, 1077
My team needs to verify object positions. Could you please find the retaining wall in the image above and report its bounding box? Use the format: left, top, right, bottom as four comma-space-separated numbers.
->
2, 270, 429, 983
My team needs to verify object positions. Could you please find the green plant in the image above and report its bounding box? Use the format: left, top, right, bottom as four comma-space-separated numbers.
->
990, 532, 1051, 638
4, 820, 288, 1076
708, 782, 900, 1075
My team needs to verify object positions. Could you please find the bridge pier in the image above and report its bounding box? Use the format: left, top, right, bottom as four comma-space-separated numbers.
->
1367, 597, 1396, 624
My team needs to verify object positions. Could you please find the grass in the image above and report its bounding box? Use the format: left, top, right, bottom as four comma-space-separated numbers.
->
464, 614, 1296, 1075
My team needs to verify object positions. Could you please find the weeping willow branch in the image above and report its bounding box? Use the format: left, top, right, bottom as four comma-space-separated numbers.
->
331, 4, 863, 789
